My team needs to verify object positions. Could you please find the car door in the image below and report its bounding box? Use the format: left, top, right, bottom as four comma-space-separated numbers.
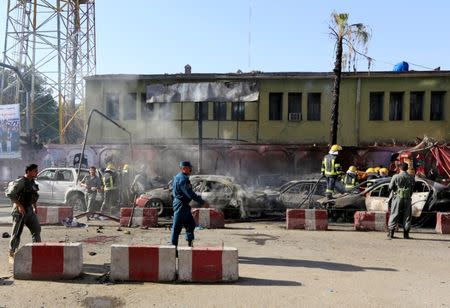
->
411, 180, 430, 217
35, 169, 56, 202
365, 183, 390, 212
52, 169, 75, 203
280, 182, 311, 208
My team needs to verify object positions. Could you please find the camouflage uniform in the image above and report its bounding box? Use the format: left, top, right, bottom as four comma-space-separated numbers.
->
388, 171, 415, 238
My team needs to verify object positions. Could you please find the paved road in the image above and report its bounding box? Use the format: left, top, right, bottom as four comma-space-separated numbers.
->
0, 198, 12, 226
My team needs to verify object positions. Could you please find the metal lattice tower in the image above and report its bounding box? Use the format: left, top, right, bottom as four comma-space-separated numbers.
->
0, 0, 96, 144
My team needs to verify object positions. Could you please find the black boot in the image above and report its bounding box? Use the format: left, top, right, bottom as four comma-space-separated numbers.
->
387, 229, 394, 240
403, 230, 410, 239
188, 240, 193, 247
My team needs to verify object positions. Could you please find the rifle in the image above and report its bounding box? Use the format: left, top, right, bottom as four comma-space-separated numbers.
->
127, 194, 138, 228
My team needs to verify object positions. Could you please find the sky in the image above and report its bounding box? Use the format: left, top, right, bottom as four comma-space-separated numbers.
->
1, 0, 449, 75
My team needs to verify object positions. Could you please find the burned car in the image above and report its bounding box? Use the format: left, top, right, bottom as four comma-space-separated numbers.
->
277, 178, 328, 210
317, 176, 450, 224
135, 175, 270, 218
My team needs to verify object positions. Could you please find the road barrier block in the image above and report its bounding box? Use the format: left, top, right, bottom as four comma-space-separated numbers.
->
354, 211, 389, 231
178, 247, 238, 282
286, 209, 328, 230
14, 243, 82, 280
36, 206, 73, 225
436, 212, 450, 234
119, 208, 157, 228
110, 244, 176, 281
192, 208, 225, 228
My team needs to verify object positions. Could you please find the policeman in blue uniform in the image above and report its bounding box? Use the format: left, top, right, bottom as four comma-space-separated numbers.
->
171, 161, 209, 248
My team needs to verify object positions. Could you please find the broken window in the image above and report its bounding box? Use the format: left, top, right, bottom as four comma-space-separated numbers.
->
410, 91, 424, 121
430, 91, 445, 121
213, 102, 227, 120
288, 93, 302, 121
369, 92, 384, 120
389, 92, 403, 121
231, 102, 245, 121
105, 92, 119, 120
124, 93, 137, 120
307, 93, 321, 121
195, 102, 209, 120
141, 92, 154, 120
269, 93, 283, 120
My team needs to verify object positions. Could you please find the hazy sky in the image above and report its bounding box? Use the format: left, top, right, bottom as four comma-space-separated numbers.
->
1, 0, 449, 74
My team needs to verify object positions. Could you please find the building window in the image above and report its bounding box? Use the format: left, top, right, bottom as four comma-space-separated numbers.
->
105, 92, 119, 120
430, 91, 445, 121
307, 93, 321, 121
124, 93, 137, 120
159, 102, 171, 120
369, 92, 384, 120
194, 102, 208, 120
213, 102, 227, 120
410, 91, 424, 121
231, 102, 245, 121
288, 92, 302, 121
269, 93, 283, 120
141, 92, 154, 120
389, 92, 403, 121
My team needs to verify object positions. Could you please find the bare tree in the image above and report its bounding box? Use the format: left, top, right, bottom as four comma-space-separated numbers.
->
329, 12, 371, 145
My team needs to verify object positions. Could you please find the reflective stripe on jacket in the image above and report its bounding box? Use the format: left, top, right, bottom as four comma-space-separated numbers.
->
321, 154, 341, 176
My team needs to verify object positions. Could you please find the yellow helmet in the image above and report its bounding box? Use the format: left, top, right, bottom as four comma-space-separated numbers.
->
330, 144, 342, 152
106, 163, 115, 170
123, 164, 129, 171
379, 167, 389, 175
366, 167, 375, 173
374, 166, 381, 173
348, 165, 357, 173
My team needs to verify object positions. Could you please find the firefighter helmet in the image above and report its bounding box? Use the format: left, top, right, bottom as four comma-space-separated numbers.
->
106, 163, 115, 170
366, 167, 375, 173
330, 144, 342, 152
123, 164, 129, 171
379, 167, 389, 175
348, 165, 357, 173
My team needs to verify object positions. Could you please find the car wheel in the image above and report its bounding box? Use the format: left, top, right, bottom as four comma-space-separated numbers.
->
68, 194, 86, 212
145, 198, 165, 216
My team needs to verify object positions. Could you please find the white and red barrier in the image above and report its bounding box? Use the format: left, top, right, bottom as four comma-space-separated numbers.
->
178, 246, 238, 282
110, 244, 176, 281
14, 243, 83, 280
119, 208, 158, 228
286, 209, 328, 230
435, 212, 450, 234
36, 206, 73, 225
192, 208, 225, 229
354, 211, 389, 231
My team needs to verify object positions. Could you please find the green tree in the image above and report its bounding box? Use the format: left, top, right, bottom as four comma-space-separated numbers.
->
329, 12, 371, 145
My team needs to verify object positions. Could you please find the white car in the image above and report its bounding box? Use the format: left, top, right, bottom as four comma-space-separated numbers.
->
34, 167, 102, 212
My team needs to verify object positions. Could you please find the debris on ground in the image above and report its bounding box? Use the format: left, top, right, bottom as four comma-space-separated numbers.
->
2, 232, 10, 238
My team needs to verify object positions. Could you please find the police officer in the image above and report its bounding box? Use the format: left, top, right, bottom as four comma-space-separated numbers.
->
171, 161, 209, 248
101, 163, 118, 215
387, 162, 415, 239
80, 166, 103, 219
6, 163, 41, 264
343, 165, 358, 190
321, 144, 343, 199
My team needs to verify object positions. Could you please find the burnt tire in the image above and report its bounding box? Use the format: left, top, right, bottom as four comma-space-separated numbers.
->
145, 198, 165, 217
68, 194, 86, 212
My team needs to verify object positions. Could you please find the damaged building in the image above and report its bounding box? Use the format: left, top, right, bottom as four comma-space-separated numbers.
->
83, 68, 449, 184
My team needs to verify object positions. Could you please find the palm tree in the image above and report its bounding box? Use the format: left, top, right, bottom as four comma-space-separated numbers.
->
329, 12, 370, 145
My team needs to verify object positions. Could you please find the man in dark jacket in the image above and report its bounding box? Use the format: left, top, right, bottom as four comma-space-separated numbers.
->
387, 162, 415, 239
170, 161, 209, 248
6, 163, 41, 264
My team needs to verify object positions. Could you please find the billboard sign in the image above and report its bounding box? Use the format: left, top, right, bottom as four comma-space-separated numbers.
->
0, 104, 21, 159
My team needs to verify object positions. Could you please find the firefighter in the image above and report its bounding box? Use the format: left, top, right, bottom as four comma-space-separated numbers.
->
321, 144, 343, 199
100, 163, 119, 215
387, 162, 415, 239
366, 167, 379, 180
379, 167, 389, 178
120, 164, 131, 206
343, 165, 358, 190
171, 161, 209, 248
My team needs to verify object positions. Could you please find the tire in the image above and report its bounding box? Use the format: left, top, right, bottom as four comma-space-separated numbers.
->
68, 194, 86, 212
145, 198, 165, 216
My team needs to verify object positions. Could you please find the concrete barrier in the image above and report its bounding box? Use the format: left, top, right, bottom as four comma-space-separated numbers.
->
119, 208, 158, 228
286, 209, 328, 230
36, 206, 73, 225
178, 246, 238, 282
14, 243, 82, 280
354, 211, 389, 231
192, 208, 225, 228
436, 212, 450, 234
110, 245, 176, 281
